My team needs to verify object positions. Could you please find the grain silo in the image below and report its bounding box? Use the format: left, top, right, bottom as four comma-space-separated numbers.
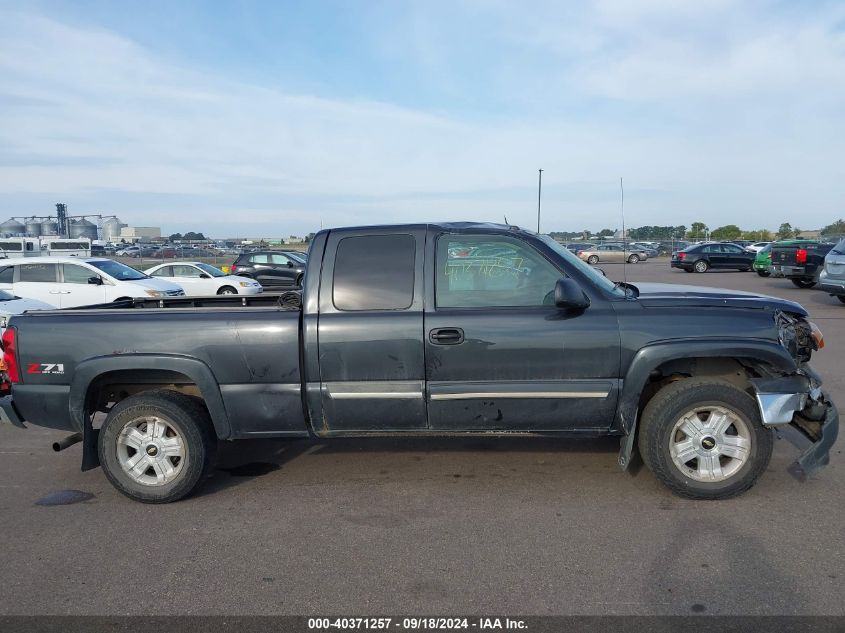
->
25, 217, 42, 237
101, 217, 126, 241
69, 218, 98, 240
40, 219, 59, 236
0, 219, 26, 236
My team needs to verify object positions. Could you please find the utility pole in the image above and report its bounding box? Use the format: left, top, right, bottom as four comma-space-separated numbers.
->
537, 169, 543, 233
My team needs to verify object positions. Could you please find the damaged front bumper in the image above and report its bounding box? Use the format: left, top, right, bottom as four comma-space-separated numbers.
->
751, 371, 839, 478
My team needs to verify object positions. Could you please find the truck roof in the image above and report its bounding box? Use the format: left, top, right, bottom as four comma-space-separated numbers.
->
325, 221, 530, 235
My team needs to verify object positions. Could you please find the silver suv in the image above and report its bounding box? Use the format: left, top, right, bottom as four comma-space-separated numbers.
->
819, 238, 845, 304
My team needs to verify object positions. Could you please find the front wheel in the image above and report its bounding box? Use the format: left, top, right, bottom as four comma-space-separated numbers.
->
217, 286, 237, 295
98, 390, 216, 503
638, 378, 773, 499
628, 254, 640, 264
791, 278, 817, 289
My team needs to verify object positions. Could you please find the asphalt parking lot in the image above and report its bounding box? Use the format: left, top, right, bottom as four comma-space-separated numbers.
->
0, 260, 843, 616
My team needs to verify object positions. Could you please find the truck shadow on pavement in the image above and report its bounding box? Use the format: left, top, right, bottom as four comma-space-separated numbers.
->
197, 435, 623, 497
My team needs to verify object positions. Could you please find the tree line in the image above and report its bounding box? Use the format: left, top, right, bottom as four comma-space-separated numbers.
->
549, 218, 845, 242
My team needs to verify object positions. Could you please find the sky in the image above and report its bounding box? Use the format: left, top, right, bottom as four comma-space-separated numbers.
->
0, 0, 843, 237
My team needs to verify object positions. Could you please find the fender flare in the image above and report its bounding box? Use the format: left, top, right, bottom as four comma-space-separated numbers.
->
616, 338, 797, 435
68, 354, 232, 439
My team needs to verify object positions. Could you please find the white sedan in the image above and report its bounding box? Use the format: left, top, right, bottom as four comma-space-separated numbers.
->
144, 262, 263, 295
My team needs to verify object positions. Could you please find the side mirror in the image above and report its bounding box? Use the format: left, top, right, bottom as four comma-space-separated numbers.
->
286, 261, 293, 268
596, 268, 607, 277
87, 276, 103, 286
554, 278, 590, 310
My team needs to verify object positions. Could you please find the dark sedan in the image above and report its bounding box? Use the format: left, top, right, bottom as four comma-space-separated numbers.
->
230, 250, 306, 288
671, 242, 756, 273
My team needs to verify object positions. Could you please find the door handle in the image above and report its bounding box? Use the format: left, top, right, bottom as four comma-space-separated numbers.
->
429, 327, 464, 345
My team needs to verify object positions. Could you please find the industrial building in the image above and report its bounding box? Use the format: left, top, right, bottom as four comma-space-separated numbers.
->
0, 203, 158, 243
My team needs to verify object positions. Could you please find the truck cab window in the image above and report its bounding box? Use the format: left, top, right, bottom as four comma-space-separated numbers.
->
333, 234, 415, 311
436, 235, 561, 308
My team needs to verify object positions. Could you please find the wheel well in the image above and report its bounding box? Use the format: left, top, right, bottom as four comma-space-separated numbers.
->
86, 369, 203, 418
638, 357, 763, 415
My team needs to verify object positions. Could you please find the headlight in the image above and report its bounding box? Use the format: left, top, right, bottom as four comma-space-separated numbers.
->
238, 281, 252, 287
144, 289, 165, 297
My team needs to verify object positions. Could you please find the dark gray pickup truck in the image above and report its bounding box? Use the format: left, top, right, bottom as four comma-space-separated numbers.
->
0, 223, 838, 503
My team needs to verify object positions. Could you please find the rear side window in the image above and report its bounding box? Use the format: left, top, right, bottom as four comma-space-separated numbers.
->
251, 254, 269, 264
333, 235, 415, 311
18, 263, 58, 282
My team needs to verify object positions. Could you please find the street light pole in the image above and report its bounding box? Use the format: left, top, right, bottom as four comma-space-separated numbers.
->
537, 169, 543, 233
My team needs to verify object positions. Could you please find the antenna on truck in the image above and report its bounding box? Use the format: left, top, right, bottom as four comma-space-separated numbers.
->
621, 177, 628, 291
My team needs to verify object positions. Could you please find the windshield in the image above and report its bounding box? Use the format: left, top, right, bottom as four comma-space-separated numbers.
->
195, 263, 226, 277
88, 260, 148, 281
537, 235, 626, 297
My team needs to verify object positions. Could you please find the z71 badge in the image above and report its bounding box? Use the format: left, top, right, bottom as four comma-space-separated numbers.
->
27, 363, 65, 375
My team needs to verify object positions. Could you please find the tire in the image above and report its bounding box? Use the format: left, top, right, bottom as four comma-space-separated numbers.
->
98, 390, 216, 504
638, 378, 773, 500
693, 260, 709, 273
587, 255, 599, 265
756, 270, 770, 277
791, 278, 817, 289
295, 274, 304, 287
217, 286, 237, 295
837, 296, 845, 304
628, 254, 640, 264
740, 267, 751, 272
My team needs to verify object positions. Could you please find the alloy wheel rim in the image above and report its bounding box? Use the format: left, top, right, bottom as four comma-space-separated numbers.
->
669, 405, 751, 483
116, 416, 186, 486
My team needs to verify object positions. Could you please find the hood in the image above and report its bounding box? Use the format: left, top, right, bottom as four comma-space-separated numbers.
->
122, 277, 183, 292
633, 282, 808, 316
0, 296, 54, 314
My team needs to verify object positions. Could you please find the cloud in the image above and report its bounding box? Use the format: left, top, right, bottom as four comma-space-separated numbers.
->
0, 3, 843, 235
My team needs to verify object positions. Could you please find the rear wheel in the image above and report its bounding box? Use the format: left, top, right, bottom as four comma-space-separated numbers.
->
693, 260, 709, 273
756, 270, 770, 277
587, 255, 599, 265
98, 390, 216, 503
628, 254, 640, 264
791, 278, 817, 289
638, 378, 772, 499
217, 286, 237, 295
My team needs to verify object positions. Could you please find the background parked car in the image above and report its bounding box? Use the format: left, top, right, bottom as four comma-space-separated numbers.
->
577, 244, 647, 264
0, 288, 52, 333
564, 242, 596, 254
746, 241, 772, 253
818, 239, 845, 303
629, 243, 659, 258
671, 242, 755, 273
230, 251, 307, 288
0, 257, 184, 308
144, 262, 263, 295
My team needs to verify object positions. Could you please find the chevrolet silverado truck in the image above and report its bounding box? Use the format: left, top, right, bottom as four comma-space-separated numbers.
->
0, 223, 838, 503
770, 240, 835, 288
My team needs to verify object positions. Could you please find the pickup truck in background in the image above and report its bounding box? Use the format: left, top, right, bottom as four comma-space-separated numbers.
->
770, 240, 835, 288
0, 222, 838, 503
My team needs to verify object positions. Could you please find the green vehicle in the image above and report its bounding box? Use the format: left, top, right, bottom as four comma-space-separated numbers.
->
753, 244, 773, 276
